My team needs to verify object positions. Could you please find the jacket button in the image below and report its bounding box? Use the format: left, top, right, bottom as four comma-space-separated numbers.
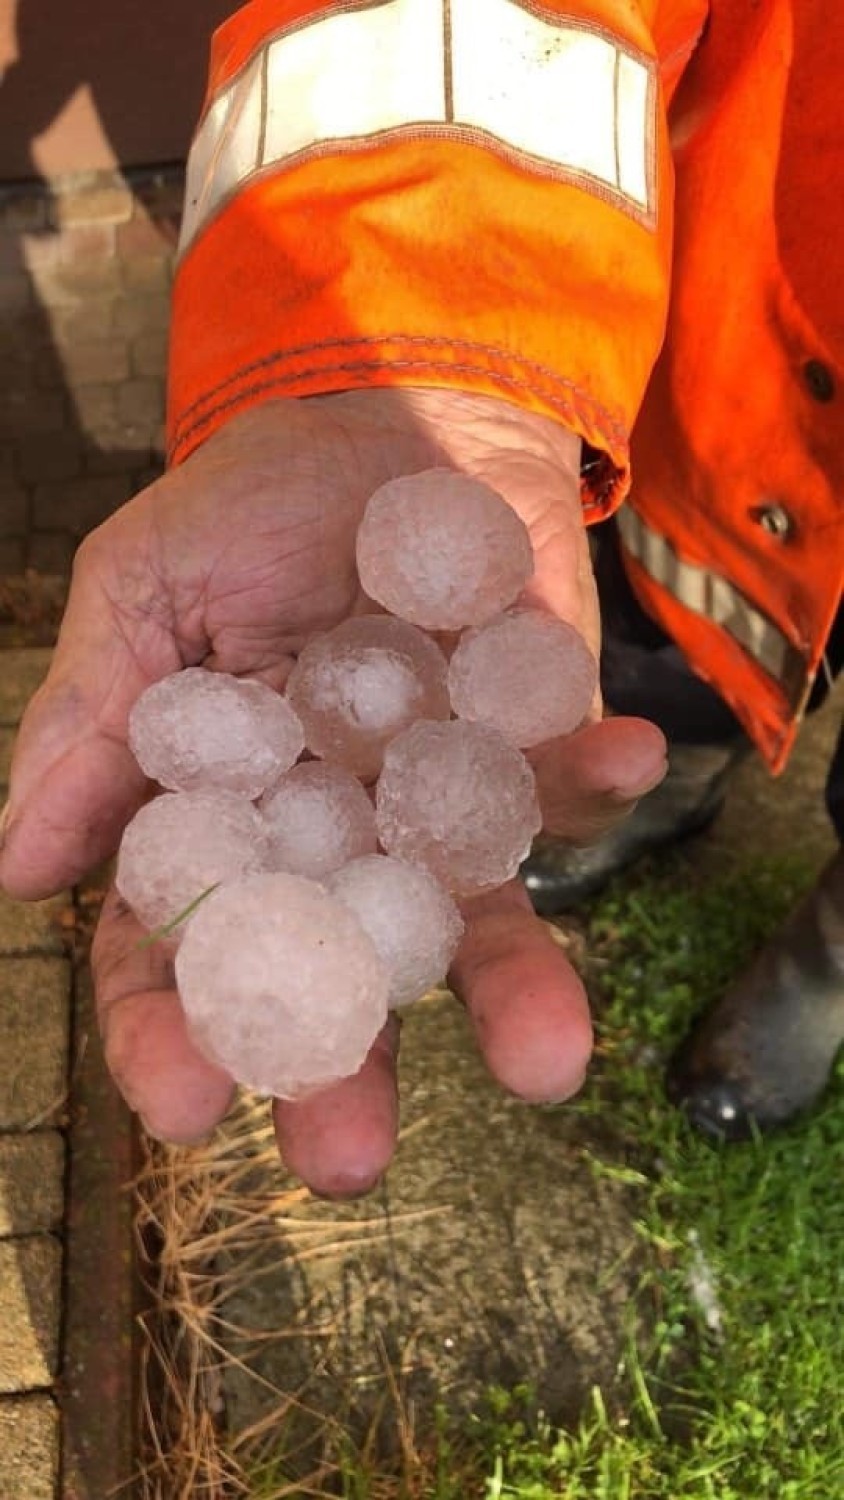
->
753, 503, 794, 540
803, 359, 835, 402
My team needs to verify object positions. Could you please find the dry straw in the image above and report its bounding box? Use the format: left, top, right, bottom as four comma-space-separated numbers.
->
132, 1086, 444, 1498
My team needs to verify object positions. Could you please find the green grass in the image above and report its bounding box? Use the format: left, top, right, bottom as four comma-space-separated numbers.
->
254, 853, 844, 1499
471, 853, 844, 1499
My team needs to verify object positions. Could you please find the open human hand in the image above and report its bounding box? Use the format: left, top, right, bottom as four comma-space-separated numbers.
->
0, 389, 665, 1195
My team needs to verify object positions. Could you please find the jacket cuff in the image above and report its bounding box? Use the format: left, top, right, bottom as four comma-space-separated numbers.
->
167, 0, 678, 519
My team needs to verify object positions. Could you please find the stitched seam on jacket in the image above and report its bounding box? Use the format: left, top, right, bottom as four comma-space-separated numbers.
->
168, 354, 626, 515
170, 334, 628, 448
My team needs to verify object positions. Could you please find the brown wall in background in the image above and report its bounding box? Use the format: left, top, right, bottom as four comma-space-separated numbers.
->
0, 1, 236, 180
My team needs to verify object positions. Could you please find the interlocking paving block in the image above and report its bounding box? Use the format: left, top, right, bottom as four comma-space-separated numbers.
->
0, 891, 69, 957
0, 1395, 60, 1500
0, 648, 52, 726
0, 480, 27, 535
51, 183, 134, 227
34, 475, 130, 535
0, 1236, 62, 1392
0, 958, 71, 1129
0, 714, 20, 786
0, 1134, 65, 1236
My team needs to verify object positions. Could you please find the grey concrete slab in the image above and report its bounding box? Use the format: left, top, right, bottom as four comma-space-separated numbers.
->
214, 689, 842, 1468
220, 994, 640, 1461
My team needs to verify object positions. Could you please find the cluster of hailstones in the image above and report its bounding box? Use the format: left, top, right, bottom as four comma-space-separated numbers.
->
116, 470, 597, 1102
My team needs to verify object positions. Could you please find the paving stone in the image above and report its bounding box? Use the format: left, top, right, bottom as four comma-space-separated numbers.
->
0, 482, 27, 535
0, 891, 69, 957
133, 171, 187, 221
0, 958, 70, 1130
0, 353, 41, 399
33, 348, 72, 391
0, 272, 33, 315
18, 433, 82, 485
0, 725, 14, 788
0, 190, 50, 232
0, 389, 67, 437
0, 1237, 62, 1391
117, 214, 175, 259
82, 438, 149, 475
0, 1134, 65, 1236
18, 231, 63, 275
0, 538, 25, 573
33, 258, 123, 302
113, 294, 170, 338
72, 382, 116, 434
131, 462, 166, 495
116, 377, 165, 427
52, 338, 131, 388
59, 223, 116, 267
52, 299, 114, 346
130, 328, 168, 378
27, 531, 78, 575
120, 256, 172, 293
34, 474, 130, 534
51, 183, 134, 228
0, 1395, 60, 1500
0, 649, 52, 725
0, 233, 23, 274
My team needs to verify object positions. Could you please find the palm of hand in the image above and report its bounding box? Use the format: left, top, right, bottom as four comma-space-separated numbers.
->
0, 388, 665, 1195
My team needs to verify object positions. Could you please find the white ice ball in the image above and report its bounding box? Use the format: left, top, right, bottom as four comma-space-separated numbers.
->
116, 790, 269, 937
129, 667, 304, 799
175, 874, 389, 1099
329, 854, 464, 1007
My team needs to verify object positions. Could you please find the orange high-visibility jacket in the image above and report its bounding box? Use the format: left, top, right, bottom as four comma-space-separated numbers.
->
168, 0, 844, 772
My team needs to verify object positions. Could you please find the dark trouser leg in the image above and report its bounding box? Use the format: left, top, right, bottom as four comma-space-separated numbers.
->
668, 614, 844, 1138
520, 517, 844, 1136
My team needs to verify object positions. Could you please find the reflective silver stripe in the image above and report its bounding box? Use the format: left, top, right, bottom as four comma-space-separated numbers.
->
179, 0, 656, 256
617, 506, 806, 691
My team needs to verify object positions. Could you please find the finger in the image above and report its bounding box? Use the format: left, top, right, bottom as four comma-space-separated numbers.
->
470, 441, 600, 648
532, 715, 667, 843
0, 509, 183, 900
451, 880, 593, 1104
92, 887, 235, 1143
273, 1016, 400, 1198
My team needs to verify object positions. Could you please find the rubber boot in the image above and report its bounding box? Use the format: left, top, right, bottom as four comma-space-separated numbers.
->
521, 736, 749, 915
667, 850, 844, 1139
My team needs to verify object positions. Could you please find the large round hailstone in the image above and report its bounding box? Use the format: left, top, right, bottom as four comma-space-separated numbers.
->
329, 854, 464, 1008
116, 790, 269, 937
375, 719, 542, 896
356, 469, 534, 630
174, 874, 389, 1099
259, 761, 378, 879
448, 609, 598, 747
287, 615, 450, 780
128, 667, 305, 799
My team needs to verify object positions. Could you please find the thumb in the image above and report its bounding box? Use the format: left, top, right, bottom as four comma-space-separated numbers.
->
461, 434, 602, 712
0, 512, 180, 900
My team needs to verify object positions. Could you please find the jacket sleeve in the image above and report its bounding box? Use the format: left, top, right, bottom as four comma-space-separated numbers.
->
167, 0, 708, 519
